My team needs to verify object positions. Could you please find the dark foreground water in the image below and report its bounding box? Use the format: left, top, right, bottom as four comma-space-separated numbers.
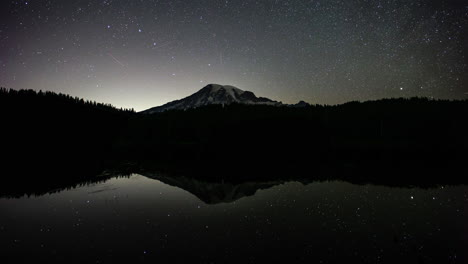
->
0, 174, 466, 263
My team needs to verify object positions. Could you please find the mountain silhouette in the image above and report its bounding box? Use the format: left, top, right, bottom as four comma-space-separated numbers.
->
141, 84, 282, 113
141, 172, 288, 204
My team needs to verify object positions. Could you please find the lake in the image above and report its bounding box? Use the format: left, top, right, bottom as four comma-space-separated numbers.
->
0, 174, 466, 263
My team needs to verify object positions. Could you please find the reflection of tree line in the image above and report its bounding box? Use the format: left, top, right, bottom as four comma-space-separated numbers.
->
1, 88, 467, 196
2, 168, 466, 202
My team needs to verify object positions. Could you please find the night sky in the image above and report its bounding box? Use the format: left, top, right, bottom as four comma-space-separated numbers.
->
0, 0, 467, 111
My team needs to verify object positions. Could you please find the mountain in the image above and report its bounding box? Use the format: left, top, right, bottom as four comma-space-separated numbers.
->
291, 100, 311, 107
141, 172, 288, 204
141, 84, 281, 113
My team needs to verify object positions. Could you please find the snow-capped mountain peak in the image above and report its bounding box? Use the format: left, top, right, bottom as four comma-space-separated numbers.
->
200, 84, 245, 102
205, 84, 243, 96
141, 84, 281, 113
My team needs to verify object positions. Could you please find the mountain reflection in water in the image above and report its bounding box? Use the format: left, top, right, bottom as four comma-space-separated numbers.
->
0, 174, 466, 263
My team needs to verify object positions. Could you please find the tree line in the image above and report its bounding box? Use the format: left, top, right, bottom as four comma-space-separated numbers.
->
1, 88, 467, 187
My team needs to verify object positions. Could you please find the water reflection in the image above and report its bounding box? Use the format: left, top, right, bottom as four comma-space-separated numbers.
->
142, 172, 289, 204
0, 174, 466, 263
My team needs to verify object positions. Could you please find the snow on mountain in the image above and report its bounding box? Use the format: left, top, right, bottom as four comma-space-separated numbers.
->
291, 100, 311, 108
141, 84, 282, 113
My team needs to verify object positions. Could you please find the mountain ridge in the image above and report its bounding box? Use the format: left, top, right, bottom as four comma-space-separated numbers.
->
141, 84, 307, 113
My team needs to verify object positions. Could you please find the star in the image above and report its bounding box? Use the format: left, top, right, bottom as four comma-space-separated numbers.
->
0, 0, 465, 110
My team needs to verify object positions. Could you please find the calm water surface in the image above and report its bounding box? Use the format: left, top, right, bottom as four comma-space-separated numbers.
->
0, 174, 466, 263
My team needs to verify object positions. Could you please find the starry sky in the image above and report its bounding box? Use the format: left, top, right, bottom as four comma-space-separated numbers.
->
0, 0, 467, 111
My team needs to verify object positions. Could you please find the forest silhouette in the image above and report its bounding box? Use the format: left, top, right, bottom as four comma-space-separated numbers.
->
1, 87, 467, 196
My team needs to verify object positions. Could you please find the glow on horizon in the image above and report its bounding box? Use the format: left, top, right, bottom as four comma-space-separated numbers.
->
1, 0, 466, 111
